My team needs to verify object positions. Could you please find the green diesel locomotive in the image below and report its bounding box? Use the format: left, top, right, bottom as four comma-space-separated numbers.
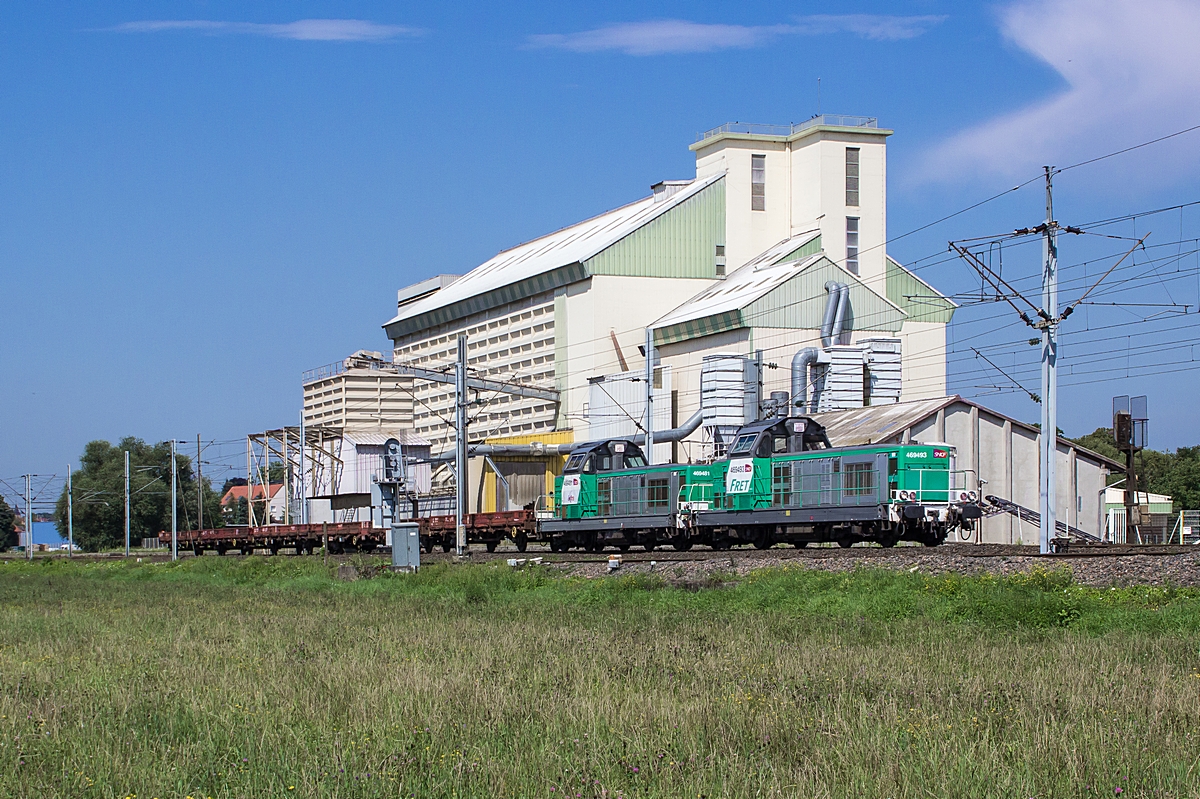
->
544, 416, 981, 551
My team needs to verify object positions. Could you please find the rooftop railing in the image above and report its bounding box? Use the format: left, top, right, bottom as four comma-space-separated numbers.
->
302, 356, 395, 385
696, 115, 879, 143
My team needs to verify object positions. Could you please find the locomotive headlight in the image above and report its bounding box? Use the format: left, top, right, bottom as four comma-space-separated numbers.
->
959, 492, 969, 502
968, 490, 978, 502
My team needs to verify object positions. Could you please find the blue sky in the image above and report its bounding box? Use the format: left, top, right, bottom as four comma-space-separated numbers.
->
2, 0, 1199, 488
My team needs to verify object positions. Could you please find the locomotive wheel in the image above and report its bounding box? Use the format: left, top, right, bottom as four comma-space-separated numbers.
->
515, 535, 528, 553
643, 541, 656, 553
672, 540, 693, 552
441, 539, 452, 553
753, 534, 772, 550
793, 541, 808, 549
423, 538, 434, 554
485, 540, 498, 553
618, 543, 630, 552
837, 538, 854, 549
712, 539, 730, 551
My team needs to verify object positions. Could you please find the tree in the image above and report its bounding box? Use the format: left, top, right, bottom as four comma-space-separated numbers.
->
1070, 428, 1200, 511
0, 496, 15, 550
53, 438, 223, 552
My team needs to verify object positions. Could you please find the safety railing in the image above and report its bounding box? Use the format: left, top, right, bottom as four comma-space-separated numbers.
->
534, 493, 557, 520
899, 468, 979, 505
713, 466, 978, 510
696, 116, 879, 143
1171, 510, 1200, 544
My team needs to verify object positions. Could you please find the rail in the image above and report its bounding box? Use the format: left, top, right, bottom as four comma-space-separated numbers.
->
696, 116, 879, 143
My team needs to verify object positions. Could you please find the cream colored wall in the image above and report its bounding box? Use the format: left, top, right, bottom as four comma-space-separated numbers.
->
696, 131, 888, 285
695, 141, 790, 271
657, 327, 753, 432
391, 293, 558, 453
897, 321, 947, 400
560, 274, 716, 427
788, 134, 887, 289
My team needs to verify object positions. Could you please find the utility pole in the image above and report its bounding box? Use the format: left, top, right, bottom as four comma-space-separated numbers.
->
67, 465, 73, 558
171, 439, 178, 561
644, 328, 655, 465
124, 450, 130, 557
454, 335, 469, 556
299, 410, 308, 525
196, 435, 203, 533
24, 474, 32, 561
1038, 166, 1058, 555
246, 437, 255, 528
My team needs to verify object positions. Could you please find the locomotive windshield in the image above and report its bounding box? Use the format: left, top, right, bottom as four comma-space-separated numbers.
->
564, 453, 587, 472
729, 433, 757, 455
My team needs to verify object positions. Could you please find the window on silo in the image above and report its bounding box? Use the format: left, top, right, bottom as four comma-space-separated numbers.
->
845, 147, 860, 206
715, 244, 726, 277
846, 217, 860, 275
751, 154, 766, 211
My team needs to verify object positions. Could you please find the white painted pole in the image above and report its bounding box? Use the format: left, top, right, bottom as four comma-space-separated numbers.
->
124, 451, 130, 557
171, 439, 178, 561
1038, 166, 1058, 555
25, 474, 32, 560
67, 465, 73, 558
645, 328, 655, 466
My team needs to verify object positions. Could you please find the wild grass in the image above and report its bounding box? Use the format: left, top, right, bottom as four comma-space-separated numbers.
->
1, 557, 1199, 798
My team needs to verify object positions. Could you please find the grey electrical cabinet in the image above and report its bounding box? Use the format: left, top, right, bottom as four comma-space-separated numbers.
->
391, 522, 421, 571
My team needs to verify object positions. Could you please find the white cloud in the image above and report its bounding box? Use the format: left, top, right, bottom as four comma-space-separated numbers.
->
528, 15, 946, 56
108, 19, 421, 42
920, 0, 1200, 182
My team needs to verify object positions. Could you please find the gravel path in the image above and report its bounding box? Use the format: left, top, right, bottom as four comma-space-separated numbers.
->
543, 544, 1200, 587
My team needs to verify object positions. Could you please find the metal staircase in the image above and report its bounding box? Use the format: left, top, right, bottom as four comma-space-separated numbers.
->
982, 495, 1103, 544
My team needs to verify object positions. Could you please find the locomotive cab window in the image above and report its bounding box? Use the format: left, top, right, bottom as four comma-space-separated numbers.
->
623, 452, 647, 468
772, 435, 788, 454
564, 453, 587, 473
730, 433, 757, 455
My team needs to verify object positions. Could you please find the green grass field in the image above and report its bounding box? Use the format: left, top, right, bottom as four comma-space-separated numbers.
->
2, 557, 1199, 798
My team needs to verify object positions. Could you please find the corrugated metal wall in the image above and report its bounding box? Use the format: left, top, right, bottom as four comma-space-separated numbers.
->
585, 179, 726, 279
886, 256, 956, 323
743, 257, 906, 332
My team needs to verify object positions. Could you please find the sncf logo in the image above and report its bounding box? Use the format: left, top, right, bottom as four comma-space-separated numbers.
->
730, 463, 753, 474
933, 449, 948, 459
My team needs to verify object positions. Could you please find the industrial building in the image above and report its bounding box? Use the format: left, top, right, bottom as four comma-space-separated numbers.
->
292, 115, 1121, 544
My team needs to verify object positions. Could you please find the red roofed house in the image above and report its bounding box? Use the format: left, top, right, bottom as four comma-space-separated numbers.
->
221, 483, 287, 524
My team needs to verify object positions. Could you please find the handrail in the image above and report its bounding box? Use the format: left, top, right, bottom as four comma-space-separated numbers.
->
696, 116, 879, 143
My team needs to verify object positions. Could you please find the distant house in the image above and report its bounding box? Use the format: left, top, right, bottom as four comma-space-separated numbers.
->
221, 483, 287, 525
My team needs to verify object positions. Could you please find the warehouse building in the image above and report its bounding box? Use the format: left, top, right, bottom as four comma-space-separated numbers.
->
381, 116, 953, 460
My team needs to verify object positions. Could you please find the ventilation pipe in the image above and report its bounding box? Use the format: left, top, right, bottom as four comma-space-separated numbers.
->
790, 348, 821, 414
819, 281, 850, 347
831, 283, 851, 345
819, 281, 841, 348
